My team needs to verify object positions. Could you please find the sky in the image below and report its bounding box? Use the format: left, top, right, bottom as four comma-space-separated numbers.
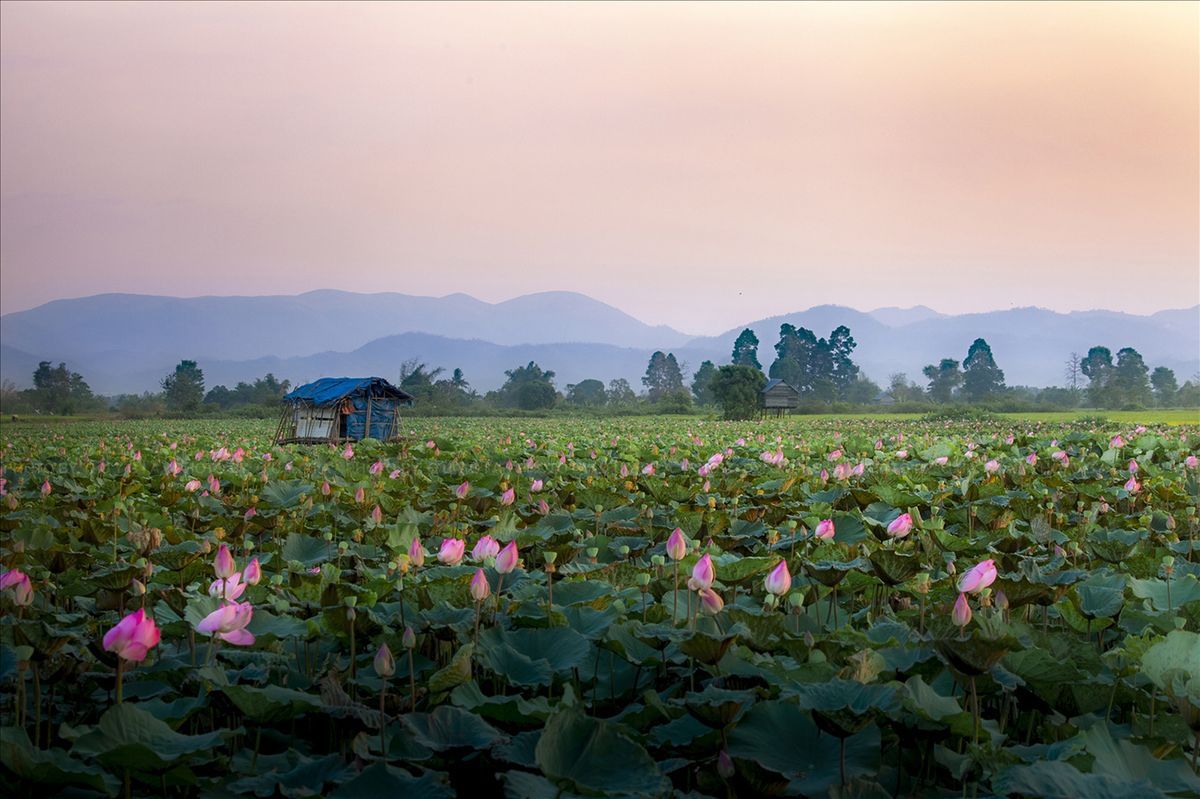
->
1, 1, 1196, 335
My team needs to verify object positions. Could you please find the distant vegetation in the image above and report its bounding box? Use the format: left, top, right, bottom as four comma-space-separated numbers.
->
1, 325, 1197, 419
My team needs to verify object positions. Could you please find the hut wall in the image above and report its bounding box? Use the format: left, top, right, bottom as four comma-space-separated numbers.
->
293, 406, 336, 439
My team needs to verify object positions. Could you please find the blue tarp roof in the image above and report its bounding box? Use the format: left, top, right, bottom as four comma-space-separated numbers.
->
283, 377, 413, 406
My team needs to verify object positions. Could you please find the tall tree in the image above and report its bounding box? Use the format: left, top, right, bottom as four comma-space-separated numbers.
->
606, 378, 637, 407
827, 325, 860, 393
691, 360, 718, 406
922, 358, 962, 403
710, 365, 766, 420
1080, 346, 1114, 407
961, 338, 1006, 401
1111, 348, 1152, 407
32, 361, 93, 414
642, 351, 685, 400
566, 379, 607, 407
1064, 352, 1082, 391
497, 361, 557, 410
162, 360, 205, 412
769, 324, 818, 392
731, 329, 762, 370
1150, 366, 1178, 407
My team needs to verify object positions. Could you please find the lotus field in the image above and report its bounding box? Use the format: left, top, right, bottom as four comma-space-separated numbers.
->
2, 416, 1200, 798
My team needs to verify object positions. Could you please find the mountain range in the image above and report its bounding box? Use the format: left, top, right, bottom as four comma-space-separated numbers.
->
1, 291, 1196, 395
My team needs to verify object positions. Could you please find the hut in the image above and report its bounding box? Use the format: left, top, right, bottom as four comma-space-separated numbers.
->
760, 378, 800, 415
274, 377, 414, 445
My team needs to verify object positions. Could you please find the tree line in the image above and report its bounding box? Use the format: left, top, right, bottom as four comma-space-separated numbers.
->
2, 332, 1196, 418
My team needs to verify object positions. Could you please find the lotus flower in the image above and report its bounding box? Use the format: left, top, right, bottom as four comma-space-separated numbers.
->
354, 486, 365, 504
500, 487, 516, 506
40, 480, 51, 496
389, 469, 401, 479
895, 450, 908, 459
692, 554, 715, 590
1, 569, 33, 606
1051, 450, 1069, 466
1026, 452, 1037, 466
341, 444, 354, 460
321, 480, 331, 496
369, 460, 383, 475
1186, 455, 1198, 469
957, 559, 997, 594
370, 504, 383, 524
827, 449, 843, 461
213, 544, 236, 578
537, 499, 550, 515
984, 459, 1000, 474
666, 528, 687, 561
764, 560, 791, 596
886, 513, 914, 538
402, 626, 417, 649
530, 479, 543, 493
495, 541, 519, 574
455, 480, 470, 499
1127, 458, 1139, 473
1124, 475, 1140, 492
103, 608, 160, 662
932, 456, 949, 466
243, 558, 262, 585
814, 518, 835, 540
717, 749, 735, 779
208, 572, 247, 601
470, 568, 491, 601
472, 535, 500, 561
952, 593, 972, 628
374, 643, 395, 678
698, 587, 724, 614
408, 536, 426, 568
1110, 435, 1125, 448
195, 602, 255, 646
438, 538, 465, 566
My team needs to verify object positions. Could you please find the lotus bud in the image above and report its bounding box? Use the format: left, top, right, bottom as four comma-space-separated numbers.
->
995, 589, 1009, 611
692, 554, 715, 590
496, 541, 519, 575
213, 544, 236, 578
698, 587, 724, 614
764, 560, 791, 597
243, 557, 262, 585
374, 643, 395, 678
952, 593, 972, 628
402, 625, 417, 649
470, 568, 491, 601
438, 538, 466, 566
813, 518, 836, 540
957, 559, 997, 594
408, 536, 426, 568
886, 513, 914, 538
717, 750, 735, 779
803, 630, 815, 648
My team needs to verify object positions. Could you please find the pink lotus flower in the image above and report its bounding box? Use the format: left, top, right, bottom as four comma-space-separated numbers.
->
833, 463, 851, 480
243, 558, 262, 585
620, 464, 629, 478
984, 459, 1000, 474
195, 602, 255, 646
455, 480, 470, 499
1124, 475, 1140, 493
321, 480, 331, 495
851, 462, 865, 476
207, 475, 220, 494
698, 587, 724, 614
530, 479, 544, 493
244, 507, 257, 520
354, 486, 365, 504
40, 480, 51, 496
537, 499, 550, 515
814, 519, 835, 540
1051, 451, 1069, 467
208, 572, 247, 602
496, 541, 519, 574
408, 536, 426, 568
1186, 455, 1198, 469
895, 450, 908, 459
341, 444, 354, 460
369, 460, 383, 475
103, 608, 161, 662
932, 456, 949, 466
957, 559, 997, 594
1, 569, 33, 606
1026, 453, 1037, 466
764, 560, 791, 596
886, 513, 914, 538
666, 528, 687, 561
641, 463, 656, 476
717, 749, 735, 779
692, 554, 715, 590
1110, 435, 1125, 448
472, 535, 500, 561
370, 504, 383, 524
1127, 458, 1139, 474
374, 643, 395, 678
827, 449, 843, 462
214, 544, 236, 578
438, 538, 465, 566
185, 479, 202, 492
470, 568, 491, 601
389, 469, 401, 479
262, 452, 272, 461
500, 488, 515, 506
952, 593, 972, 628
166, 459, 181, 476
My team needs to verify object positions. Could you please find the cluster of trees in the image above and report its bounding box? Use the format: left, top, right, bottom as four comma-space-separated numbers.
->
0, 361, 106, 415
1078, 346, 1195, 409
921, 338, 1007, 403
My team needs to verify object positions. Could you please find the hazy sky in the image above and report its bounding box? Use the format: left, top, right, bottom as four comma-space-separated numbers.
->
1, 1, 1196, 334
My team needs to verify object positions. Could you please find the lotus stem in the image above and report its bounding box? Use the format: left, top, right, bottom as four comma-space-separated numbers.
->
672, 561, 679, 625
116, 659, 124, 705
408, 649, 416, 713
379, 682, 388, 759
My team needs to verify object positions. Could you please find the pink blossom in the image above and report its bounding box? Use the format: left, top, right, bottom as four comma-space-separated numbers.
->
1, 569, 33, 606
389, 469, 401, 479
438, 538, 466, 566
642, 463, 656, 476
1124, 475, 1140, 493
213, 544, 236, 578
370, 504, 383, 524
1185, 455, 1198, 469
764, 560, 791, 596
827, 449, 843, 462
886, 513, 914, 538
208, 572, 247, 602
814, 519, 835, 540
692, 554, 715, 590
666, 528, 687, 561
341, 444, 354, 460
244, 507, 257, 520
698, 587, 724, 614
530, 479, 544, 493
243, 558, 262, 585
370, 460, 383, 475
195, 602, 255, 646
957, 559, 997, 594
455, 481, 470, 499
103, 608, 161, 662
496, 541, 519, 574
1026, 452, 1037, 466
1127, 458, 1139, 474
952, 593, 972, 627
895, 450, 908, 459
472, 535, 500, 561
984, 459, 1000, 474
500, 487, 515, 506
408, 536, 426, 568
40, 480, 51, 496
185, 479, 202, 492
470, 568, 491, 601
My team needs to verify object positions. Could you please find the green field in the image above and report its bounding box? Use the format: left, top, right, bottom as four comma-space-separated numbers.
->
1, 415, 1198, 796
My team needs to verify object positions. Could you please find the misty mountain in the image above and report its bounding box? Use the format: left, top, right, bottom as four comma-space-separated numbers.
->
0, 289, 691, 362
1, 291, 1195, 395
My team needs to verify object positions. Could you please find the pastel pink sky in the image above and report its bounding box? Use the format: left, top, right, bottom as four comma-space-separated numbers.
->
1, 1, 1196, 334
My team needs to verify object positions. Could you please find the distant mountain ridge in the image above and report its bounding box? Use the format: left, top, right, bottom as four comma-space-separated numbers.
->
1, 291, 1196, 394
